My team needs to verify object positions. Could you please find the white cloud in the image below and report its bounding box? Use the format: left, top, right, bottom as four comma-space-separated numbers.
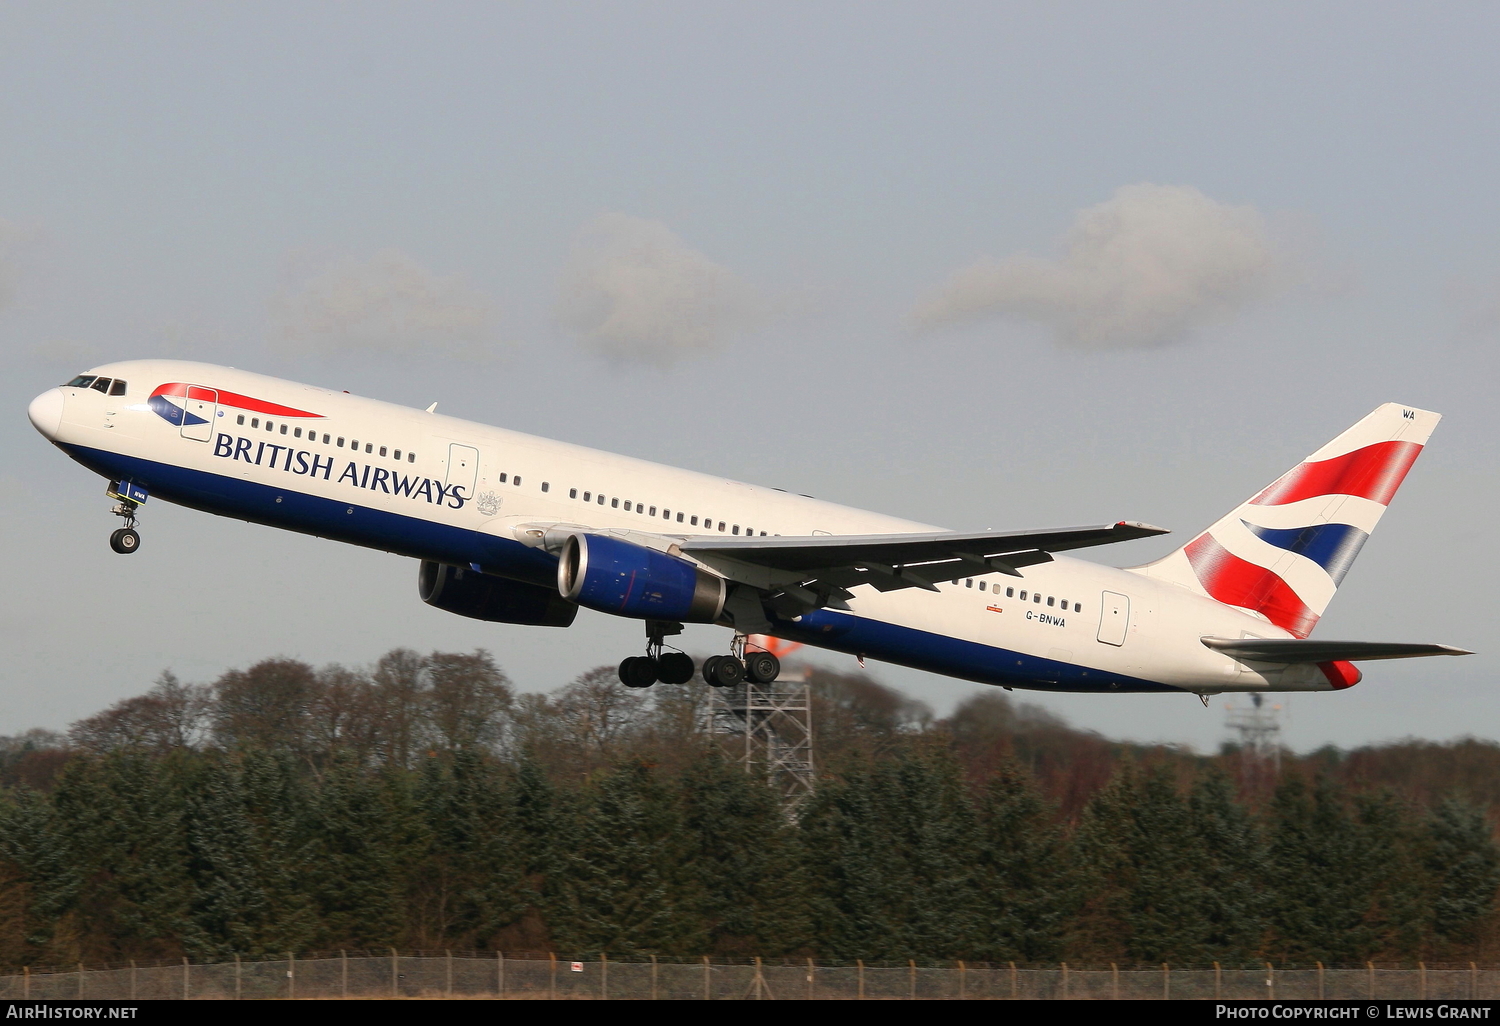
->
556, 213, 759, 365
271, 248, 494, 356
912, 184, 1281, 347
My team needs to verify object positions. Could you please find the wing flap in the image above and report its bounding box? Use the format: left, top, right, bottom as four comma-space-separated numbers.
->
1202, 637, 1472, 663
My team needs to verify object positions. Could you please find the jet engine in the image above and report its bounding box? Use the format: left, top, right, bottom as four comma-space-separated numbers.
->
556, 533, 726, 622
419, 561, 578, 627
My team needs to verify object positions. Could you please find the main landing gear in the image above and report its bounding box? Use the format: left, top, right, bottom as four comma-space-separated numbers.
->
108, 501, 141, 555
619, 621, 696, 689
617, 625, 783, 690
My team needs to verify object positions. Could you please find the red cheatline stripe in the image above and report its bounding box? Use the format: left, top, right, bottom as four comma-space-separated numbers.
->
1184, 534, 1319, 639
150, 382, 324, 419
1318, 660, 1362, 690
1250, 440, 1421, 507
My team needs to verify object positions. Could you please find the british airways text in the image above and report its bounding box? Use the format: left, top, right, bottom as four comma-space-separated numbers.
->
212, 434, 467, 509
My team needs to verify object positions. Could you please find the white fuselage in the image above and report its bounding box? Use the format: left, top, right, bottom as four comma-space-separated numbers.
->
29, 359, 1331, 695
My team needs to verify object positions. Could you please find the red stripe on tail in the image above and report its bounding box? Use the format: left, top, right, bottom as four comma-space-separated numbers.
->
1250, 440, 1421, 507
1184, 535, 1319, 638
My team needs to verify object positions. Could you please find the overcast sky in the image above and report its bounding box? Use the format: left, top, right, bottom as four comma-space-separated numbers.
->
3, 2, 1498, 753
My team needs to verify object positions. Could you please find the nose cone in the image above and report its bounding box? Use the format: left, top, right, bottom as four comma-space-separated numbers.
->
28, 388, 65, 440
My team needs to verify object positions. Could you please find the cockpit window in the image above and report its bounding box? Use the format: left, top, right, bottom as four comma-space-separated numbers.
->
109, 380, 127, 396
90, 378, 112, 393
66, 375, 96, 389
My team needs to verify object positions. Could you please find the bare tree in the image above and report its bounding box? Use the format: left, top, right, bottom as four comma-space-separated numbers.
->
69, 671, 210, 753
424, 650, 513, 754
370, 648, 426, 768
212, 658, 320, 753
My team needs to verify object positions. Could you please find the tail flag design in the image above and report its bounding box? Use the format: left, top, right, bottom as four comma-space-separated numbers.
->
1133, 404, 1440, 638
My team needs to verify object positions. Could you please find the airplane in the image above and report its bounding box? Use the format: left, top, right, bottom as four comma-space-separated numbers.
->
27, 360, 1470, 700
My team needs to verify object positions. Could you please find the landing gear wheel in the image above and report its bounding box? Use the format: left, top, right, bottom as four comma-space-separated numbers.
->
109, 528, 141, 555
618, 656, 658, 689
744, 651, 780, 684
707, 655, 745, 688
656, 652, 695, 686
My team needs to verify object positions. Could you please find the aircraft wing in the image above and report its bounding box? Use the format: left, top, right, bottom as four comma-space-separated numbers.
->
678, 521, 1168, 602
1201, 638, 1473, 662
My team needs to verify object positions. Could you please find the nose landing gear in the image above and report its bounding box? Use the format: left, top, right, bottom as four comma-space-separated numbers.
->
107, 499, 142, 554
105, 480, 148, 555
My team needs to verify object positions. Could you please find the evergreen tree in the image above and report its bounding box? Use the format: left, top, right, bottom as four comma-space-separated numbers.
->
1072, 764, 1216, 963
46, 752, 199, 960
677, 749, 811, 956
1188, 770, 1268, 961
973, 759, 1077, 961
306, 757, 419, 947
409, 750, 530, 947
548, 761, 688, 955
1423, 797, 1500, 951
1266, 776, 1387, 963
801, 746, 980, 960
182, 750, 318, 957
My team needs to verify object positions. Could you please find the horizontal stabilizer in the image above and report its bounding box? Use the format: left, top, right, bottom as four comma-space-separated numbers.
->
1202, 637, 1472, 663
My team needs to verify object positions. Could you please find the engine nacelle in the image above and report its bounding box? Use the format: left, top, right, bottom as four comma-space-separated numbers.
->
419, 561, 578, 627
557, 533, 726, 623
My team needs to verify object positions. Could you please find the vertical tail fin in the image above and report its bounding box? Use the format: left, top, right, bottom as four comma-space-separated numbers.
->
1131, 403, 1440, 637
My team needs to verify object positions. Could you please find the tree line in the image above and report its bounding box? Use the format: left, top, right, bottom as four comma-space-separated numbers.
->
0, 648, 1494, 968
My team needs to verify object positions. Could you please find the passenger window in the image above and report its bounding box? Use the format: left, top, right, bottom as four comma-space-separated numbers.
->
407, 452, 415, 462
351, 439, 358, 448
513, 476, 521, 486
379, 446, 387, 456
1034, 593, 1042, 603
295, 428, 302, 438
583, 491, 590, 501
281, 425, 288, 435
597, 494, 605, 504
663, 509, 670, 518
1047, 596, 1054, 606
267, 422, 275, 432
1019, 590, 1027, 600
624, 501, 632, 511
326, 434, 333, 444
363, 443, 370, 453
393, 449, 401, 459
499, 473, 507, 483
677, 512, 685, 523
761, 531, 767, 536
253, 418, 261, 428
1074, 602, 1082, 612
733, 525, 740, 535
649, 506, 656, 516
109, 380, 127, 396
612, 498, 619, 508
718, 521, 726, 532
745, 526, 752, 535
965, 579, 972, 588
691, 516, 698, 525
541, 482, 550, 493
979, 582, 986, 592
337, 437, 344, 446
237, 415, 245, 425
570, 488, 578, 499
91, 378, 111, 393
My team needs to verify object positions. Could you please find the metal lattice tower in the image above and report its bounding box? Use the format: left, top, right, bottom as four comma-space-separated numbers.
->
1224, 692, 1283, 781
707, 667, 815, 814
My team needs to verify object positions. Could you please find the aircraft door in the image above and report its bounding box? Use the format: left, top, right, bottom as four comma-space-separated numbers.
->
1097, 591, 1130, 646
181, 386, 218, 442
445, 443, 480, 501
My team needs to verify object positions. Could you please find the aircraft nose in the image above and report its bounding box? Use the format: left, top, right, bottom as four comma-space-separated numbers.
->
28, 388, 64, 440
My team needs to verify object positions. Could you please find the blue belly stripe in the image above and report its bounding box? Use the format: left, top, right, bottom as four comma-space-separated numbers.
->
60, 442, 1177, 695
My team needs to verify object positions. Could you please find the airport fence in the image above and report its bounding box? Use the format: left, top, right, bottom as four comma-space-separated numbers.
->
0, 953, 1495, 1000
